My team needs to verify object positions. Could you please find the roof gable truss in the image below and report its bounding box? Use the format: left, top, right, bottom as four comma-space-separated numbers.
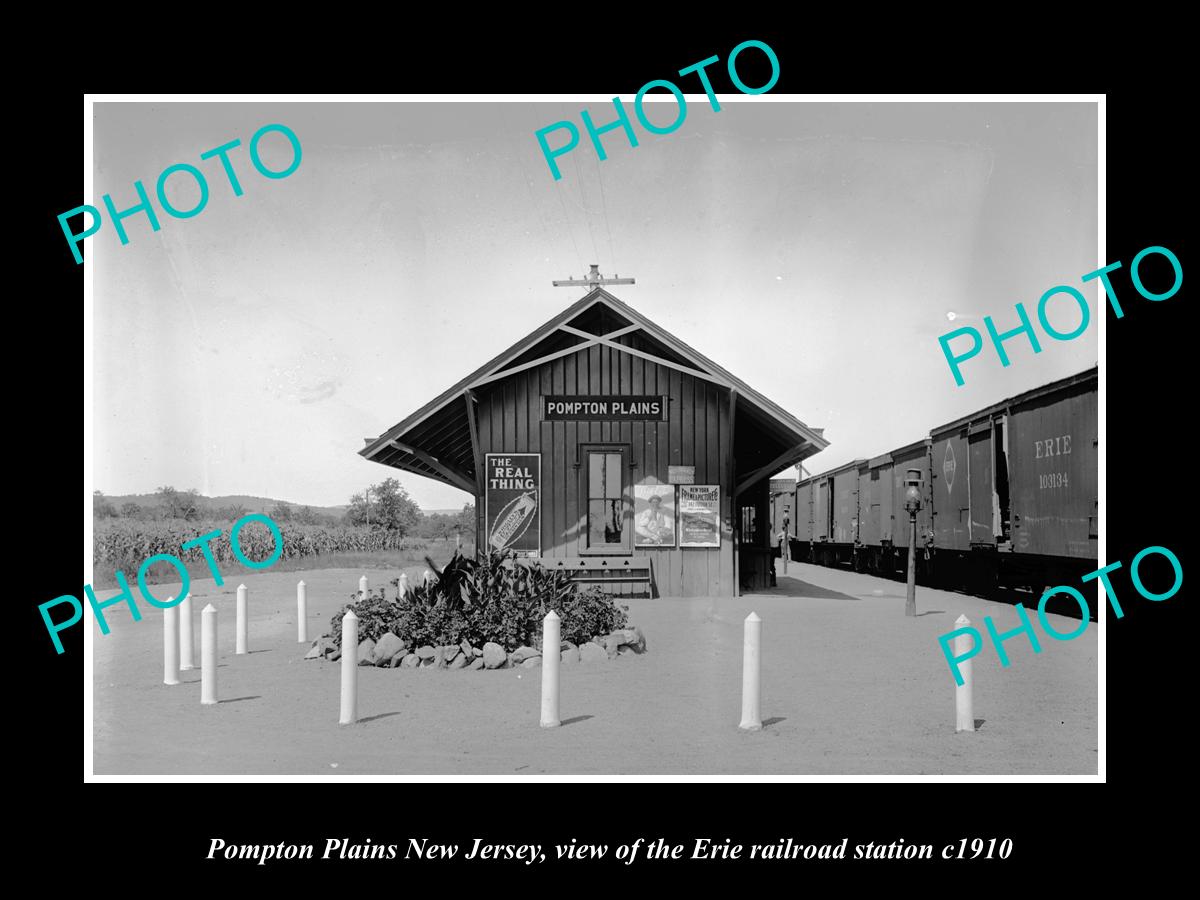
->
361, 289, 829, 470
473, 320, 730, 391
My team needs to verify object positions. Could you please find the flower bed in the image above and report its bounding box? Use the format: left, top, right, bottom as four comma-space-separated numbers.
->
307, 550, 646, 669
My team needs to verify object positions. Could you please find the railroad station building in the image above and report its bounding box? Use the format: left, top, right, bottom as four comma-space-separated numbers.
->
360, 280, 828, 597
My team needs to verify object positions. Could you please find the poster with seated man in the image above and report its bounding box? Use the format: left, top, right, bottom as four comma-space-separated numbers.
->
634, 484, 676, 547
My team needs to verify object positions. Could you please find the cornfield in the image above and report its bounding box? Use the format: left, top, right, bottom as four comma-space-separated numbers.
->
93, 519, 416, 576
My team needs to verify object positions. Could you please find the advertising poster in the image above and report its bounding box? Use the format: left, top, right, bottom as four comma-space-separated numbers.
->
634, 483, 676, 546
679, 485, 720, 548
485, 453, 541, 556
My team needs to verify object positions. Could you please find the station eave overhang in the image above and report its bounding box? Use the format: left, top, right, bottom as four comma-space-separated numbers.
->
360, 401, 477, 496
359, 288, 830, 491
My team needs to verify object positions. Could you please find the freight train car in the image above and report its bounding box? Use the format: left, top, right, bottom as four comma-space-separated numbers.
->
788, 367, 1098, 606
971, 369, 1097, 587
789, 459, 866, 567
847, 438, 935, 577
792, 479, 813, 546
924, 368, 1098, 593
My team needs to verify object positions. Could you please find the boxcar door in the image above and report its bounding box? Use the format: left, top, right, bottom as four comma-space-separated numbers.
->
814, 478, 829, 541
795, 483, 812, 542
876, 463, 893, 545
859, 465, 881, 547
931, 430, 971, 551
834, 469, 858, 544
1010, 388, 1099, 561
968, 421, 997, 546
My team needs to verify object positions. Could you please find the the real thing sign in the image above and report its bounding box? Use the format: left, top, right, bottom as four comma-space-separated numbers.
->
485, 453, 541, 557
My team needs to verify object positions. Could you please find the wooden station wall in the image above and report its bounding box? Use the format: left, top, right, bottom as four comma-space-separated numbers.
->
472, 335, 736, 598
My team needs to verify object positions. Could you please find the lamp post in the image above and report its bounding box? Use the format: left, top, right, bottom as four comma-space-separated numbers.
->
903, 468, 923, 618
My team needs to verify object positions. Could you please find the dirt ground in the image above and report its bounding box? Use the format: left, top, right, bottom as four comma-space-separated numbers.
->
90, 561, 1098, 776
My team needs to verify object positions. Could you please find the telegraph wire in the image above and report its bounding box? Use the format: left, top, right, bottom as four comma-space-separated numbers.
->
553, 179, 585, 274
513, 145, 557, 266
573, 151, 602, 265
593, 151, 619, 274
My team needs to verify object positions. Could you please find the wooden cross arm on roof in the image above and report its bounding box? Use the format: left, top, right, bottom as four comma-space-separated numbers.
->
553, 264, 635, 290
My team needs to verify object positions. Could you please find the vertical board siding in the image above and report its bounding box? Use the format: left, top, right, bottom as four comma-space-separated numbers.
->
795, 483, 813, 542
681, 373, 698, 596
858, 467, 880, 546
1009, 389, 1098, 561
930, 432, 971, 551
833, 468, 859, 544
708, 384, 727, 594
618, 349, 634, 598
564, 353, 578, 553
476, 343, 735, 597
968, 430, 996, 545
890, 443, 933, 546
877, 463, 894, 545
658, 366, 674, 595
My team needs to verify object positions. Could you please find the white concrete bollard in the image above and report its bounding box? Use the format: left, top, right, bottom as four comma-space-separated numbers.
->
236, 584, 248, 655
179, 593, 195, 670
955, 614, 975, 733
738, 611, 762, 731
201, 604, 218, 705
297, 581, 308, 643
339, 610, 358, 725
398, 573, 410, 599
359, 574, 368, 599
540, 610, 561, 728
163, 600, 180, 686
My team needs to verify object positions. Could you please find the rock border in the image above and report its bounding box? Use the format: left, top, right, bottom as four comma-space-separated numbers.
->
305, 627, 647, 670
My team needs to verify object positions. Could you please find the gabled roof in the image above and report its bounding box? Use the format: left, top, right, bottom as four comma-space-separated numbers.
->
360, 288, 829, 493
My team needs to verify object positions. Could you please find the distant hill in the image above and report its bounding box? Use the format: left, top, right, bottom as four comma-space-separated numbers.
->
100, 493, 350, 517
97, 492, 466, 518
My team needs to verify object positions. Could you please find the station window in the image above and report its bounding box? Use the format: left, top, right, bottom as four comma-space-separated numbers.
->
582, 446, 629, 552
741, 505, 759, 544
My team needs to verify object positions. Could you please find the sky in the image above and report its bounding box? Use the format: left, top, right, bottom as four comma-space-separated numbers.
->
91, 99, 1098, 511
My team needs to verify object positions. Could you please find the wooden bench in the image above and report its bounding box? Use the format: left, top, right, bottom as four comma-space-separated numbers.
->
516, 556, 654, 597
